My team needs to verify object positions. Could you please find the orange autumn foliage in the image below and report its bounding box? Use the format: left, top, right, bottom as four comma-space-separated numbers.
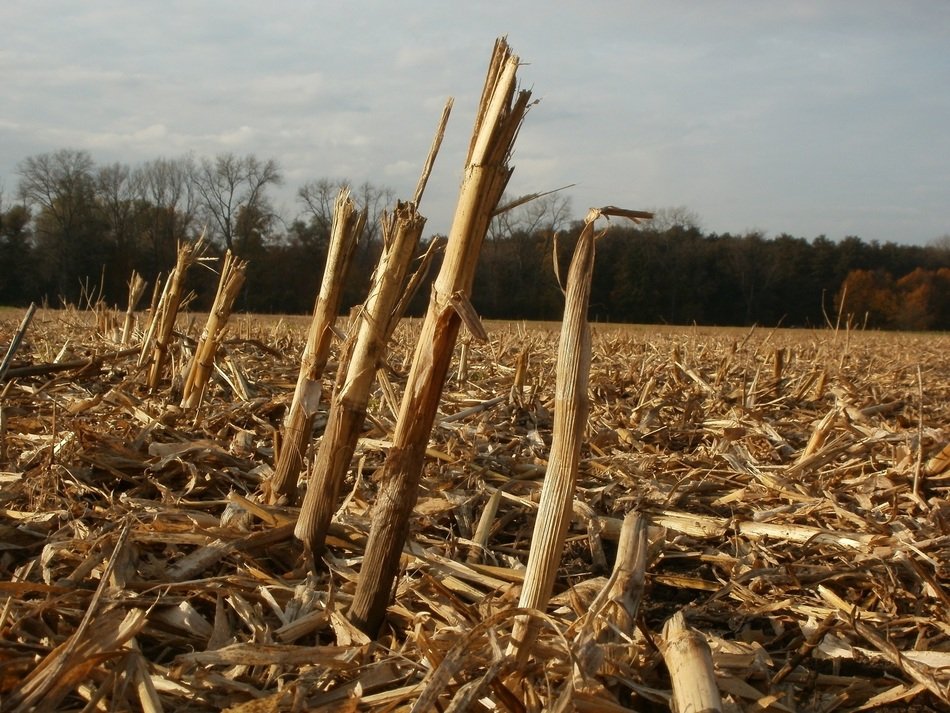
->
836, 267, 950, 330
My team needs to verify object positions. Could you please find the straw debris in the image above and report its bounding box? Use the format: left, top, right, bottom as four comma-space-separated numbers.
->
0, 305, 948, 711
1, 35, 948, 713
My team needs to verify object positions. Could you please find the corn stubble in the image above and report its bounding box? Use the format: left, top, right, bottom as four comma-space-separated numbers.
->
348, 38, 532, 635
180, 250, 247, 410
268, 189, 364, 503
294, 100, 452, 556
2, 36, 949, 713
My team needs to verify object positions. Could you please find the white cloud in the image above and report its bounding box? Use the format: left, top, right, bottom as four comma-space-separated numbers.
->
1, 1, 948, 243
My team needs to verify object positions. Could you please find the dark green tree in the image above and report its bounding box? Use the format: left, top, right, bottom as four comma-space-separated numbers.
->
0, 200, 36, 305
17, 149, 109, 303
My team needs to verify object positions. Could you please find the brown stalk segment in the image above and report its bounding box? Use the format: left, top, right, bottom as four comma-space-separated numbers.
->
659, 610, 724, 713
552, 510, 649, 709
121, 271, 148, 345
269, 189, 365, 503
603, 509, 649, 635
348, 37, 531, 636
773, 346, 785, 397
388, 235, 445, 340
137, 276, 162, 364
143, 235, 207, 390
508, 210, 596, 663
180, 250, 248, 409
295, 201, 428, 555
295, 100, 452, 554
0, 302, 37, 383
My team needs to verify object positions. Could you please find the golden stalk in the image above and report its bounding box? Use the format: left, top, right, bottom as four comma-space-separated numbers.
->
507, 210, 597, 662
121, 271, 148, 345
179, 250, 248, 410
144, 234, 207, 390
294, 100, 451, 554
295, 203, 427, 554
348, 38, 531, 636
137, 276, 163, 367
388, 235, 445, 341
659, 610, 723, 713
267, 189, 364, 503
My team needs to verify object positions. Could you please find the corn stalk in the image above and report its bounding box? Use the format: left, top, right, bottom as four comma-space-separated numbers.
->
507, 210, 596, 663
121, 271, 148, 345
348, 38, 531, 635
180, 250, 248, 409
268, 189, 364, 503
660, 610, 723, 713
143, 235, 207, 390
509, 207, 651, 663
294, 101, 451, 555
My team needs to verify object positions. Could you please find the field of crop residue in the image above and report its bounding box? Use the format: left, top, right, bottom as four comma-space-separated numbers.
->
1, 308, 948, 711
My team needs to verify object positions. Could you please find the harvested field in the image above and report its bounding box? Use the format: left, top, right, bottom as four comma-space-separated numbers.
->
1, 307, 948, 712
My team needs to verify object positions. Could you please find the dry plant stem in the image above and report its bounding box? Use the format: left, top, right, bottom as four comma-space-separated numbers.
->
2, 347, 140, 380
555, 511, 648, 709
0, 302, 37, 382
660, 610, 723, 713
388, 236, 445, 338
10, 522, 137, 713
508, 211, 595, 663
604, 510, 648, 634
349, 38, 530, 636
137, 277, 163, 365
180, 250, 248, 409
269, 189, 364, 503
385, 97, 452, 337
144, 236, 206, 389
122, 272, 147, 345
295, 202, 427, 554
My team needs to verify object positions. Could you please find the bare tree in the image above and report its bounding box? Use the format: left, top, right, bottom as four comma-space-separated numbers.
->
17, 149, 96, 230
298, 178, 394, 244
17, 149, 101, 299
931, 233, 950, 254
489, 191, 572, 241
352, 180, 395, 244
643, 205, 702, 233
192, 153, 282, 253
96, 162, 141, 279
297, 178, 340, 238
133, 156, 199, 269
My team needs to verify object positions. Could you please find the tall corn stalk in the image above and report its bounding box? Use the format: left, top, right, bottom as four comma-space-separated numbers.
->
295, 101, 452, 556
509, 207, 651, 663
180, 250, 248, 409
142, 235, 207, 390
121, 271, 147, 345
268, 190, 364, 503
507, 210, 596, 663
348, 38, 532, 635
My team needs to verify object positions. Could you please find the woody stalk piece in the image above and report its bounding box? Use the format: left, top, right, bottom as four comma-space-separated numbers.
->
268, 189, 365, 503
294, 99, 452, 556
348, 38, 532, 635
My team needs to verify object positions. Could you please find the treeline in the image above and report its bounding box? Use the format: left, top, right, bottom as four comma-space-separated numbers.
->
2, 149, 948, 328
476, 222, 950, 329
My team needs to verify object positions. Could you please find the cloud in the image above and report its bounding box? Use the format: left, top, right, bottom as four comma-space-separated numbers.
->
1, 2, 948, 243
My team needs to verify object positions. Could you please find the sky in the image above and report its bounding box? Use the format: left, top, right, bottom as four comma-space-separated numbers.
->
2, 1, 949, 246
